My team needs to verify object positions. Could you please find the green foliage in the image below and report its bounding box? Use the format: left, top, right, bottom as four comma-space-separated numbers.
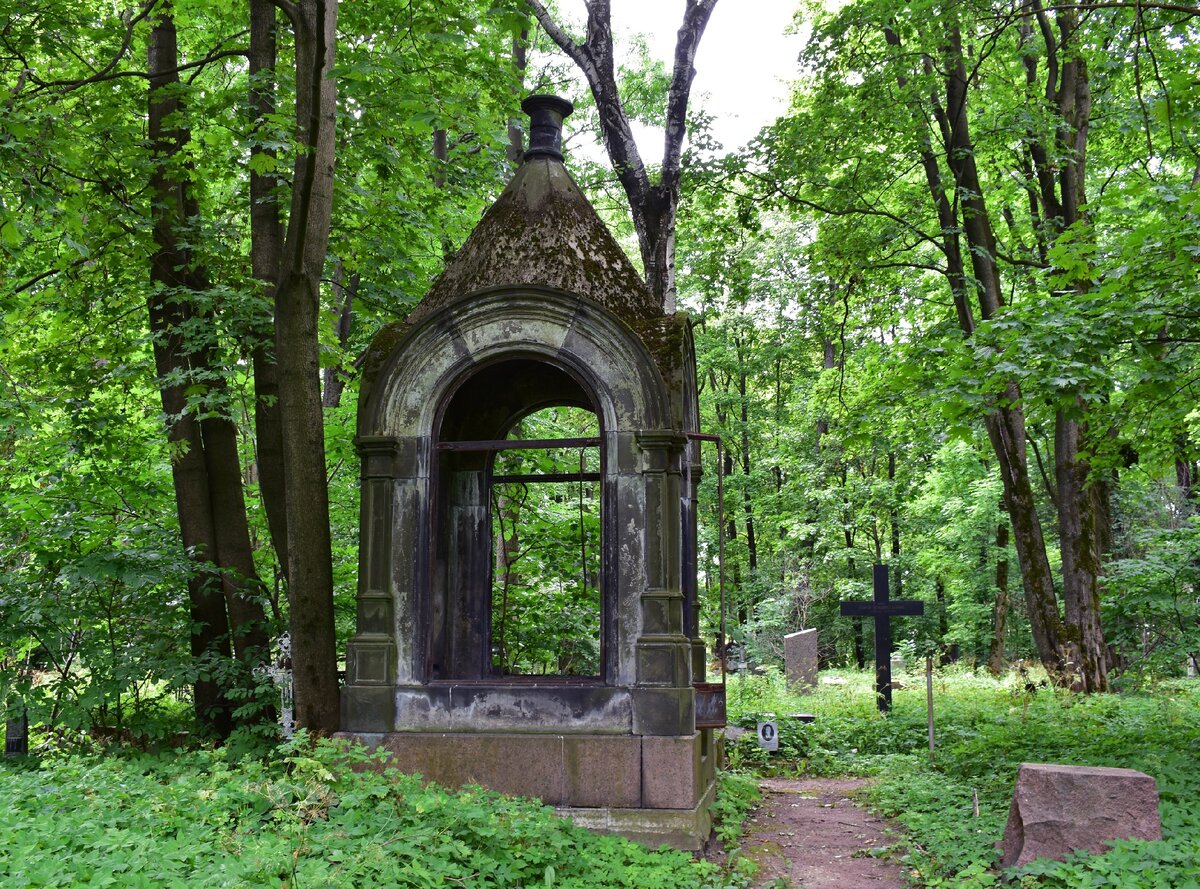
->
708, 769, 761, 884
0, 321, 200, 738
0, 736, 742, 888
1104, 516, 1200, 681
710, 770, 761, 851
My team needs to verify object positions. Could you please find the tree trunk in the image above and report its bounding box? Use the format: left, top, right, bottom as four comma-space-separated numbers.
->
1030, 5, 1108, 691
1055, 410, 1108, 691
888, 451, 901, 595
1177, 435, 1196, 506
153, 5, 271, 678
885, 21, 1069, 680
249, 0, 290, 586
148, 9, 234, 737
984, 407, 1067, 676
935, 578, 950, 657
275, 0, 341, 733
506, 25, 529, 166
816, 336, 835, 443
321, 259, 356, 410
200, 416, 272, 666
843, 494, 864, 669
988, 518, 1011, 675
938, 24, 1075, 682
944, 131, 1068, 675
737, 353, 757, 573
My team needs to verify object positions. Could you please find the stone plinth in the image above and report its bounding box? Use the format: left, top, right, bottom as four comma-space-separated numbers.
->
1000, 763, 1162, 868
339, 729, 718, 850
784, 629, 818, 691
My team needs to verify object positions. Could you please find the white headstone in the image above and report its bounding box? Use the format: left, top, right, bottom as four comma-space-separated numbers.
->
756, 721, 779, 752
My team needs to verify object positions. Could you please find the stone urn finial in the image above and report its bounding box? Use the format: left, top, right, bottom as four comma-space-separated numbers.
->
521, 94, 574, 161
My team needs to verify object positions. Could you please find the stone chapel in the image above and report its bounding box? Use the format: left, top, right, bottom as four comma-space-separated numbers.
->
339, 95, 721, 849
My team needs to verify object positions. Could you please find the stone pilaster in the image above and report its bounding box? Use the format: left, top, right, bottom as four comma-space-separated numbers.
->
343, 436, 399, 731
632, 432, 694, 735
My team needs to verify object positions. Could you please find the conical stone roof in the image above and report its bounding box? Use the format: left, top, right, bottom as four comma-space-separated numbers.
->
406, 109, 658, 327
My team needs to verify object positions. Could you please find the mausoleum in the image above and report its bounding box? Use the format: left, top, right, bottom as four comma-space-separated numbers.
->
339, 96, 721, 848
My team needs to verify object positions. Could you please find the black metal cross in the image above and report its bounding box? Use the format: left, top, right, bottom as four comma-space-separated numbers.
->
840, 564, 924, 712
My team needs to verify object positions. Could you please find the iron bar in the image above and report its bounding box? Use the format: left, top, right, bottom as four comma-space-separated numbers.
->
491, 472, 601, 484
439, 437, 600, 452
578, 448, 587, 607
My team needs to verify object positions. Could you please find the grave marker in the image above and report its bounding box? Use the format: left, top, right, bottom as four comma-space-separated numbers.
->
255, 632, 294, 739
756, 721, 779, 752
840, 564, 924, 712
1001, 763, 1161, 867
784, 629, 818, 691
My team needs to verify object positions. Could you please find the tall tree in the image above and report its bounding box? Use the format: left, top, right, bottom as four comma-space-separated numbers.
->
526, 0, 718, 311
269, 0, 341, 732
249, 0, 291, 587
147, 6, 272, 734
147, 9, 235, 735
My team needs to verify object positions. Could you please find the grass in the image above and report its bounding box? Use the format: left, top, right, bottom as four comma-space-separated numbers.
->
724, 665, 1200, 887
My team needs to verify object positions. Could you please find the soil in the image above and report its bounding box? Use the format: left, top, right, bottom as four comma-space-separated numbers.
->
738, 777, 908, 889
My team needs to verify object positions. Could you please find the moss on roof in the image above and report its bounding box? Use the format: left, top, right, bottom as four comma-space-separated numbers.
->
406, 157, 659, 327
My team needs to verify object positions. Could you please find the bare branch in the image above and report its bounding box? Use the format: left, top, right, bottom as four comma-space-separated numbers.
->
1048, 0, 1199, 14
526, 0, 586, 69
745, 167, 946, 254
10, 231, 130, 294
28, 45, 246, 91
1028, 432, 1059, 509
662, 0, 718, 185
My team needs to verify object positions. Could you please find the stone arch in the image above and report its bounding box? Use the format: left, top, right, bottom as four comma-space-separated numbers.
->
360, 286, 672, 442
346, 286, 691, 723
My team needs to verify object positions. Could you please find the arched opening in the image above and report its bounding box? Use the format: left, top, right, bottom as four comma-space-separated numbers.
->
490, 406, 601, 677
430, 358, 607, 682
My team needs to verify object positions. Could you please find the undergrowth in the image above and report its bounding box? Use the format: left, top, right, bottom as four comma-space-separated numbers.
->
725, 666, 1200, 887
0, 734, 745, 888
709, 768, 761, 880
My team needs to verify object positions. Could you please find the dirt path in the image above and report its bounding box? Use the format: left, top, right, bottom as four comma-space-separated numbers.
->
740, 777, 907, 889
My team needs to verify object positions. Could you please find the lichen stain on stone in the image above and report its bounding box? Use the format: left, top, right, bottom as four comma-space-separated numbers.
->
357, 320, 409, 424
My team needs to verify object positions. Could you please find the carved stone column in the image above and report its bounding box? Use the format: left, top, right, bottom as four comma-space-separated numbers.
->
343, 435, 399, 731
682, 438, 707, 680
632, 431, 694, 735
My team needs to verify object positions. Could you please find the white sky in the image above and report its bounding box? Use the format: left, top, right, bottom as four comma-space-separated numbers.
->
551, 1, 805, 153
